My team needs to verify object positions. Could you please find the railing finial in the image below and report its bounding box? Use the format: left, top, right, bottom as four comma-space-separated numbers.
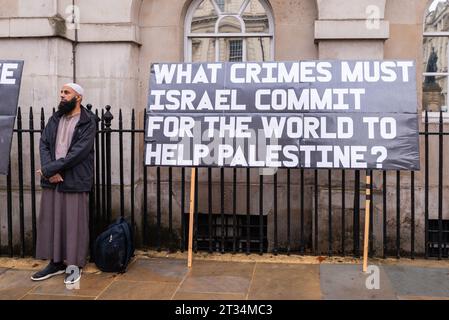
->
102, 105, 114, 129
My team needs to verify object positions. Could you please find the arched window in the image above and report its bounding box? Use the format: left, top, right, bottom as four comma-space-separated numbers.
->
184, 0, 274, 62
423, 0, 449, 113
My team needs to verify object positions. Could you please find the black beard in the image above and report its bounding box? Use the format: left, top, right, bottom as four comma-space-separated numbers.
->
58, 97, 77, 114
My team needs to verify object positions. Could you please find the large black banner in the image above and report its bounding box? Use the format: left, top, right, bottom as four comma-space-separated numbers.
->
145, 61, 419, 170
0, 60, 24, 175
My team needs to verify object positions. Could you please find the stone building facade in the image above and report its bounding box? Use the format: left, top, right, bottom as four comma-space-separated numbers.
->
0, 0, 448, 256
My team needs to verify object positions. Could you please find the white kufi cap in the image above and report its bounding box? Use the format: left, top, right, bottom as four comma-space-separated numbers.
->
64, 83, 84, 96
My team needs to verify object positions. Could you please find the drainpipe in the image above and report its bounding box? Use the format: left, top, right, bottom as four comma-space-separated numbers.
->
72, 0, 78, 82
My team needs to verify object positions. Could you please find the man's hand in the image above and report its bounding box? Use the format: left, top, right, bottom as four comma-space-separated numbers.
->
37, 169, 63, 183
49, 173, 64, 184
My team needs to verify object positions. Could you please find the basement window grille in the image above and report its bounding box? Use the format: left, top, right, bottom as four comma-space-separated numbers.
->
428, 219, 449, 258
184, 213, 267, 253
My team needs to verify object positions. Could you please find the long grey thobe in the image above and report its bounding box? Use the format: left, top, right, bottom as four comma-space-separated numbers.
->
35, 112, 90, 267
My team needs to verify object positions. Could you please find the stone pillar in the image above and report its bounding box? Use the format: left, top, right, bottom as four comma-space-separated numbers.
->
0, 0, 75, 109
313, 0, 390, 255
0, 0, 143, 251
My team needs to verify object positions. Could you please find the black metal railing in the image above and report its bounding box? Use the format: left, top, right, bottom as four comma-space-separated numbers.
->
0, 106, 448, 260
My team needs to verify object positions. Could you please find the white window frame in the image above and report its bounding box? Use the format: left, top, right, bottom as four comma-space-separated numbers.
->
184, 0, 275, 62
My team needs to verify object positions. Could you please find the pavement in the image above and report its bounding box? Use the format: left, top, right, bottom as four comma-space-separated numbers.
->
0, 251, 448, 300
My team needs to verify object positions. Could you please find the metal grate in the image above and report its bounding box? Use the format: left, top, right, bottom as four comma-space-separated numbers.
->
184, 213, 268, 253
428, 219, 449, 258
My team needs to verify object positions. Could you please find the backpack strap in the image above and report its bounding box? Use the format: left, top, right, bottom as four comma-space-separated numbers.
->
119, 221, 133, 272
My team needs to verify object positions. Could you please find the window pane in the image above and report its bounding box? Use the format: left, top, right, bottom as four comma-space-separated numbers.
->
217, 37, 271, 61
423, 75, 447, 112
218, 38, 230, 61
242, 0, 269, 33
229, 39, 243, 61
187, 0, 273, 62
246, 37, 271, 61
218, 38, 242, 61
423, 1, 449, 112
191, 38, 217, 62
423, 37, 448, 73
425, 1, 449, 33
216, 0, 225, 12
218, 16, 242, 33
191, 0, 218, 33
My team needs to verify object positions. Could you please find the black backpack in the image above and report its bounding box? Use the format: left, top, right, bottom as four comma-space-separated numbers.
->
94, 217, 134, 273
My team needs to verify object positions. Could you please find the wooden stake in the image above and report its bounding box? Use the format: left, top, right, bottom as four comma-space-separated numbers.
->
187, 167, 196, 268
363, 171, 371, 273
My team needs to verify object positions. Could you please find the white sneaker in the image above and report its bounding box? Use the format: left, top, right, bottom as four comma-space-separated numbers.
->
31, 262, 66, 281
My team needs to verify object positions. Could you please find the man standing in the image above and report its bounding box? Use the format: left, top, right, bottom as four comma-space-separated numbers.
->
31, 83, 96, 284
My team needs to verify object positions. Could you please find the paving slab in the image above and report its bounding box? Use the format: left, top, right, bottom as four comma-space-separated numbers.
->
178, 260, 255, 295
0, 270, 39, 300
320, 264, 397, 300
97, 280, 179, 300
118, 258, 188, 283
397, 295, 449, 300
383, 265, 449, 298
21, 293, 95, 300
248, 263, 321, 300
1, 255, 448, 300
30, 271, 116, 298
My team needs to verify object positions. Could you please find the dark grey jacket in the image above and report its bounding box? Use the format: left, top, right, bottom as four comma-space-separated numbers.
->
39, 105, 97, 192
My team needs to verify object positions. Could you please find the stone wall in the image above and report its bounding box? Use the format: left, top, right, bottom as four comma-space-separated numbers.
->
0, 0, 446, 256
